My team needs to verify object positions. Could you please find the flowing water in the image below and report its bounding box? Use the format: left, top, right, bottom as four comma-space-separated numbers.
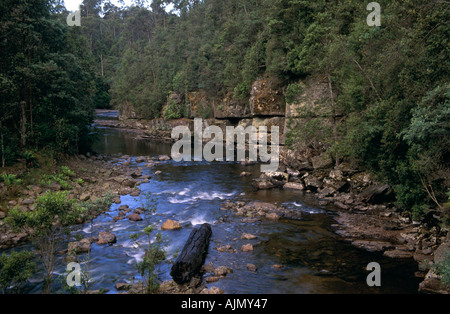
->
4, 111, 421, 294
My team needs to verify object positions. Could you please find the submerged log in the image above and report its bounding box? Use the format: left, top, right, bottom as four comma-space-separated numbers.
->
170, 223, 212, 284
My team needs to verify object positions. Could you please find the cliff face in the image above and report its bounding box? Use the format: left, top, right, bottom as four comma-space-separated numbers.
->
117, 75, 331, 148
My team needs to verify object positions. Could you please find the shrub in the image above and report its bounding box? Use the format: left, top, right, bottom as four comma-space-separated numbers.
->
6, 191, 85, 293
0, 251, 35, 294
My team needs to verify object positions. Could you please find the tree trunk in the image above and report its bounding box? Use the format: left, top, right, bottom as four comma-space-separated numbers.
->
1, 120, 4, 168
328, 74, 339, 167
170, 223, 212, 284
100, 53, 104, 77
20, 101, 27, 148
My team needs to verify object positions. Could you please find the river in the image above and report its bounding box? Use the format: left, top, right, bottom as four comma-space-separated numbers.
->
15, 110, 422, 294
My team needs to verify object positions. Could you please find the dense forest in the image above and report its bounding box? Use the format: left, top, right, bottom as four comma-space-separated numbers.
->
1, 0, 449, 218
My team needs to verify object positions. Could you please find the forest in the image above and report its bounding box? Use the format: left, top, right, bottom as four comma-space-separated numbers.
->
1, 0, 449, 223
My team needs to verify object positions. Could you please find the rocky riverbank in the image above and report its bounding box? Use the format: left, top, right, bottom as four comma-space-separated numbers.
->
243, 148, 449, 294
0, 153, 166, 250
1, 142, 448, 293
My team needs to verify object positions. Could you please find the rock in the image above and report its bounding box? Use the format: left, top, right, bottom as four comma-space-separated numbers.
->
119, 205, 129, 211
131, 170, 142, 178
115, 282, 132, 291
216, 244, 236, 253
21, 198, 35, 205
318, 187, 336, 198
135, 156, 147, 163
433, 240, 450, 264
263, 171, 289, 183
49, 182, 61, 191
240, 171, 252, 177
86, 289, 109, 295
242, 217, 261, 223
334, 201, 350, 210
204, 286, 225, 294
244, 201, 278, 212
154, 170, 162, 175
161, 219, 182, 230
360, 184, 395, 204
0, 211, 6, 219
68, 238, 92, 254
158, 155, 171, 161
205, 276, 219, 283
97, 232, 117, 245
122, 178, 137, 188
297, 161, 314, 171
247, 264, 257, 272
79, 193, 90, 202
241, 233, 257, 240
214, 266, 233, 277
249, 76, 285, 116
329, 169, 344, 181
303, 175, 321, 191
311, 154, 333, 170
112, 196, 121, 204
283, 182, 305, 190
130, 189, 141, 197
383, 248, 413, 259
134, 208, 145, 214
251, 178, 275, 190
351, 240, 395, 253
241, 243, 254, 252
419, 270, 450, 294
127, 213, 143, 221
265, 212, 280, 220
271, 264, 284, 269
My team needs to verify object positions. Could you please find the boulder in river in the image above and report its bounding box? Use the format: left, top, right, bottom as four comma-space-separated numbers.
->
241, 243, 254, 252
283, 182, 305, 190
97, 232, 117, 245
158, 155, 171, 161
68, 238, 92, 254
127, 213, 143, 221
251, 178, 275, 190
161, 219, 182, 230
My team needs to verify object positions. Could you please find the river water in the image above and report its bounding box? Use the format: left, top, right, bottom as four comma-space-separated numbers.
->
10, 111, 421, 294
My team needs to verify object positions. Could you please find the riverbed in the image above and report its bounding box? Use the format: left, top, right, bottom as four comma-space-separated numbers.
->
14, 111, 422, 294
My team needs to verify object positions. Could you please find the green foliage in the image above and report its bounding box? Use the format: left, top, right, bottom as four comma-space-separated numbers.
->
286, 118, 333, 152
22, 151, 39, 169
0, 251, 36, 294
6, 191, 85, 293
0, 0, 96, 160
79, 192, 114, 221
7, 191, 84, 232
0, 174, 22, 187
162, 99, 188, 121
285, 83, 304, 104
433, 252, 450, 288
38, 166, 77, 190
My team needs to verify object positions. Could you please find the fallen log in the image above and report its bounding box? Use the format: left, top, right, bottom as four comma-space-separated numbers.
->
170, 223, 212, 284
